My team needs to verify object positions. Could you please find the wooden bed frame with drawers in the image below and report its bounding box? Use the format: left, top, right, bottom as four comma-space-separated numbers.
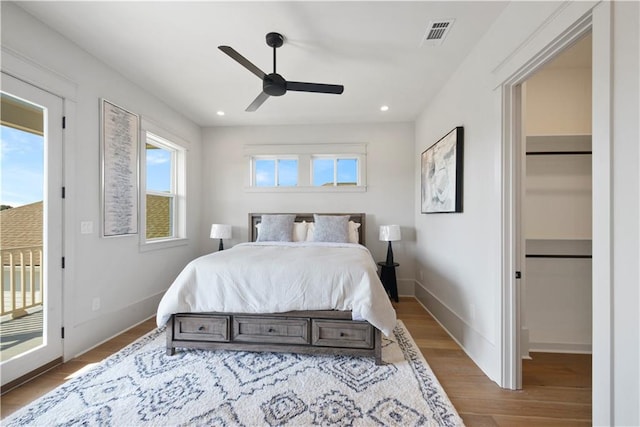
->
165, 213, 383, 365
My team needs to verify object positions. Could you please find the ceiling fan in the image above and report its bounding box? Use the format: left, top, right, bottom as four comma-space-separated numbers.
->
218, 32, 344, 112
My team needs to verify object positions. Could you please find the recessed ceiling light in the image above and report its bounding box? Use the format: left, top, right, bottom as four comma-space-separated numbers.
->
380, 105, 389, 112
216, 111, 225, 116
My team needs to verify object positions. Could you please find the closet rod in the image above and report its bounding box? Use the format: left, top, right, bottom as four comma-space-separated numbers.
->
526, 151, 592, 156
526, 254, 592, 259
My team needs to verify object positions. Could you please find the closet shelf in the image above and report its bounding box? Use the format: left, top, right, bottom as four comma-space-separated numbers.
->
526, 135, 592, 156
525, 239, 592, 259
526, 254, 592, 259
526, 150, 592, 156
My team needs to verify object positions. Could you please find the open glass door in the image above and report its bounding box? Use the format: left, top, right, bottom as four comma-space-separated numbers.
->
1, 73, 63, 388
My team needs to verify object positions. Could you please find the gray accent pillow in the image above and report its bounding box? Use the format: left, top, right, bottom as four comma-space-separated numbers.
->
313, 214, 350, 243
257, 214, 295, 242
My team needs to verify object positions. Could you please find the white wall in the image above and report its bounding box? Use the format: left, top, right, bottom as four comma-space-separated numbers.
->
414, 3, 640, 424
524, 253, 592, 352
201, 122, 415, 294
525, 68, 592, 136
524, 147, 592, 240
1, 3, 203, 360
413, 2, 555, 382
523, 60, 593, 239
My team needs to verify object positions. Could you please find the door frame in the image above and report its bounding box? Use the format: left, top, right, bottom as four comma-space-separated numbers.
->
1, 73, 64, 387
501, 10, 592, 389
2, 47, 78, 362
500, 2, 612, 423
501, 13, 593, 389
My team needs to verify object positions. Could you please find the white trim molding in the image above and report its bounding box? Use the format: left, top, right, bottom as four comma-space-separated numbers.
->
499, 7, 595, 392
243, 143, 367, 191
590, 2, 613, 424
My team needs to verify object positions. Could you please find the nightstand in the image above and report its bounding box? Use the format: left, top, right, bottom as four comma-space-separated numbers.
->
377, 262, 399, 302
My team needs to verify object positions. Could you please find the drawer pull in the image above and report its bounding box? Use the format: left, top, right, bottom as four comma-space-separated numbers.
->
198, 326, 206, 331
268, 328, 275, 333
340, 332, 345, 337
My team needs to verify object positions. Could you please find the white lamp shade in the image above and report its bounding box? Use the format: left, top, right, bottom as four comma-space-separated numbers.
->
379, 225, 401, 241
210, 224, 232, 239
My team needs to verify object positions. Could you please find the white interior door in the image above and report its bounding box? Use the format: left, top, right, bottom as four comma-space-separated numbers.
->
1, 73, 64, 387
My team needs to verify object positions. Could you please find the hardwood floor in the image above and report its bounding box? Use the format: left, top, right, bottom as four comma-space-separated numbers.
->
398, 297, 591, 426
0, 318, 158, 418
1, 297, 592, 425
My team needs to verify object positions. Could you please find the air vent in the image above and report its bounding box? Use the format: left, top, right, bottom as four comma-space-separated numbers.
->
421, 19, 455, 46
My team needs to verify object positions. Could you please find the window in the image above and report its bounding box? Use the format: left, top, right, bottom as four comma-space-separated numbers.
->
312, 156, 359, 187
244, 143, 366, 192
142, 130, 186, 246
253, 157, 298, 187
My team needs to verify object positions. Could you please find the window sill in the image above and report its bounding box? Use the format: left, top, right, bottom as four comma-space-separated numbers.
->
139, 237, 188, 252
244, 186, 367, 193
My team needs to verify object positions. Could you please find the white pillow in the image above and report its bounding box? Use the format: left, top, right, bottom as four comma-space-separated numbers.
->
348, 221, 361, 243
306, 221, 360, 243
293, 221, 308, 242
256, 221, 308, 242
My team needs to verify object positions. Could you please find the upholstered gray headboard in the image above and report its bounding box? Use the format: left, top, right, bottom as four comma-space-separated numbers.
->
248, 213, 366, 245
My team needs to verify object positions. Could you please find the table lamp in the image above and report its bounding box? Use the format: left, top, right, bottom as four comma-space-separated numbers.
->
379, 225, 401, 265
210, 224, 232, 251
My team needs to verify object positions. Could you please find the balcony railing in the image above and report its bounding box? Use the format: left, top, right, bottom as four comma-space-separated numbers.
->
1, 246, 43, 318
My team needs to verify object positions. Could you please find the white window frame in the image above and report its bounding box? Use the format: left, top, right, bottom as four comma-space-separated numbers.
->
251, 155, 299, 187
311, 155, 360, 187
139, 120, 188, 251
244, 143, 367, 193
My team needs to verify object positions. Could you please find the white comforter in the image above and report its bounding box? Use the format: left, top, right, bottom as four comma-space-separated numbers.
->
156, 242, 397, 336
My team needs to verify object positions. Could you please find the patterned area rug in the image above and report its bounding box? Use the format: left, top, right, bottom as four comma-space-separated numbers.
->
4, 321, 464, 426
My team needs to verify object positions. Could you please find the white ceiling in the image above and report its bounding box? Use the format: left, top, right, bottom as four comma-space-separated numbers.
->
16, 1, 509, 127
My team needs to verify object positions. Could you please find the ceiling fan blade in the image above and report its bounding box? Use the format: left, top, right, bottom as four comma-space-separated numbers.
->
286, 81, 344, 95
218, 46, 267, 80
246, 91, 270, 112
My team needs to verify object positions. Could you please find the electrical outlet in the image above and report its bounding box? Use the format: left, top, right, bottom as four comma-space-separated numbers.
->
92, 297, 101, 311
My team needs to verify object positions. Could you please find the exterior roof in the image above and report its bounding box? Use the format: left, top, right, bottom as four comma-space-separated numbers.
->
146, 195, 171, 239
0, 197, 171, 248
0, 201, 43, 250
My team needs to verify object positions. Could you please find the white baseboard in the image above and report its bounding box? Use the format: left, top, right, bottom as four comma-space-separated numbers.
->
413, 281, 500, 383
64, 291, 164, 360
397, 278, 416, 297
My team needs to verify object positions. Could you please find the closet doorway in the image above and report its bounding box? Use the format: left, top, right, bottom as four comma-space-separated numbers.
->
519, 34, 593, 389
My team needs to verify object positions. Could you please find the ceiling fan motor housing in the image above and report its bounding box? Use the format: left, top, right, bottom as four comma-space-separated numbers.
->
264, 73, 287, 96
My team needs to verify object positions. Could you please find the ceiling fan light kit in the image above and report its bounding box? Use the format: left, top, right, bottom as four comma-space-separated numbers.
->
218, 32, 344, 112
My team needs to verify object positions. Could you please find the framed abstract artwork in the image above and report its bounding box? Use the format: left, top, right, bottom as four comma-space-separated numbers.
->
100, 99, 139, 236
421, 126, 464, 214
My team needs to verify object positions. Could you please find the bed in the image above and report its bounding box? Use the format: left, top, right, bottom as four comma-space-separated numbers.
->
157, 213, 396, 365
